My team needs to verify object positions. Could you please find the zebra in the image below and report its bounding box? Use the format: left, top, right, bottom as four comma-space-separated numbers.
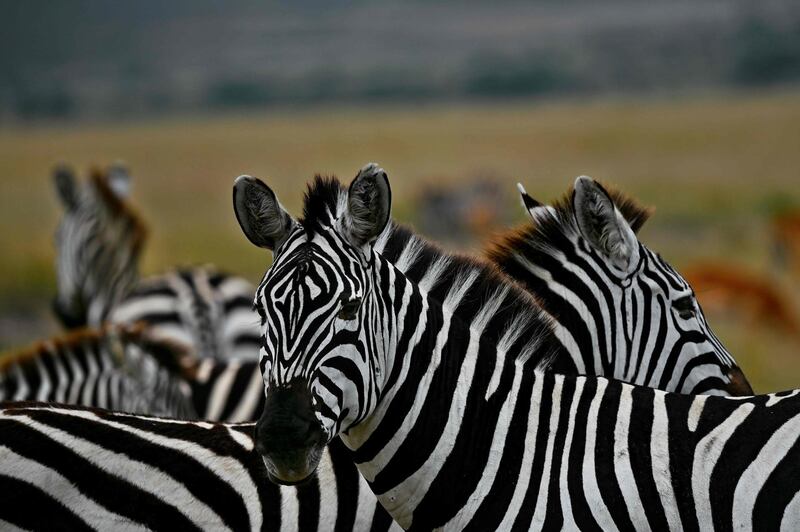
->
234, 163, 800, 530
0, 324, 195, 418
52, 163, 145, 329
52, 164, 261, 360
486, 178, 753, 395
0, 402, 399, 531
0, 319, 265, 425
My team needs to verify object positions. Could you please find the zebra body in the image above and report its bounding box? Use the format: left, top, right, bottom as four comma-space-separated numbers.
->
191, 358, 265, 422
53, 164, 260, 360
0, 402, 398, 531
234, 165, 799, 530
0, 325, 195, 418
109, 266, 261, 361
488, 179, 752, 395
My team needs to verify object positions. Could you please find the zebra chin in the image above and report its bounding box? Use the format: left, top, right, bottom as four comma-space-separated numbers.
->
259, 446, 324, 486
254, 378, 328, 485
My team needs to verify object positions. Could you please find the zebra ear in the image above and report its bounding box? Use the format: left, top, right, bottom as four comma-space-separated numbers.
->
517, 182, 543, 211
107, 161, 131, 198
233, 175, 296, 251
342, 163, 392, 247
517, 182, 555, 223
53, 164, 79, 211
572, 176, 639, 272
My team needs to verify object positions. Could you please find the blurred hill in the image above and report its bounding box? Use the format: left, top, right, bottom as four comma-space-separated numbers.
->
2, 0, 800, 122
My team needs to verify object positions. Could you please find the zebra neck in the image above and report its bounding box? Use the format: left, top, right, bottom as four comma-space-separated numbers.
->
492, 228, 647, 379
340, 261, 553, 527
86, 262, 140, 326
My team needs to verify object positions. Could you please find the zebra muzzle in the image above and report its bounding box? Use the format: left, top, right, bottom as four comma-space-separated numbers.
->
255, 379, 326, 485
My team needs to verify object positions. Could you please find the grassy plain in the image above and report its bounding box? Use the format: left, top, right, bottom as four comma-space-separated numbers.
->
1, 90, 799, 391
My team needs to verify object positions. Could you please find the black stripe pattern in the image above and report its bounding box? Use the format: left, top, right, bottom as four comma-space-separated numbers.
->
0, 326, 195, 418
245, 169, 797, 530
487, 179, 752, 396
0, 402, 399, 531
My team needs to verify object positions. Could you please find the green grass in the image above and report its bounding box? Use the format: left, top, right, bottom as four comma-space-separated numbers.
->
2, 90, 800, 391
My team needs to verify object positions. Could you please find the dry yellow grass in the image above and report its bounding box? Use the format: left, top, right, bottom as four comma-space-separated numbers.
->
1, 89, 799, 391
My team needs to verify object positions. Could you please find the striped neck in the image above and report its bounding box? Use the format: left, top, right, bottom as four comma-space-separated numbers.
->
337, 226, 561, 527
486, 183, 746, 395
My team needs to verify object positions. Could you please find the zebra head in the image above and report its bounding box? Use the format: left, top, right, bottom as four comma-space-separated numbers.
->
493, 176, 752, 396
233, 164, 391, 485
52, 163, 146, 328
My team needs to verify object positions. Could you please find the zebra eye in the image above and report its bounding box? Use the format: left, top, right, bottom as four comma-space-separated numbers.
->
672, 295, 696, 319
337, 298, 362, 320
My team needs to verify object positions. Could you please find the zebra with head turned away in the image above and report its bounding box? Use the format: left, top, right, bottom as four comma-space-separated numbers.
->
235, 163, 800, 531
52, 163, 145, 329
487, 177, 753, 396
0, 324, 196, 418
52, 164, 261, 360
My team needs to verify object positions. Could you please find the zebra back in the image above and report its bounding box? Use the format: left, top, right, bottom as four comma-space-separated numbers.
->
0, 402, 399, 531
0, 325, 196, 418
109, 266, 262, 361
486, 178, 752, 395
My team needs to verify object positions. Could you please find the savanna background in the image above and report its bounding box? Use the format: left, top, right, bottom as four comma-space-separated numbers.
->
2, 0, 800, 391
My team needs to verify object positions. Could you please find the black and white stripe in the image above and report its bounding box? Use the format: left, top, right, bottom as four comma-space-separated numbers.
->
109, 267, 262, 360
0, 402, 398, 531
487, 178, 752, 395
236, 165, 798, 530
52, 164, 261, 360
0, 327, 400, 529
0, 325, 195, 418
52, 164, 144, 328
190, 358, 265, 422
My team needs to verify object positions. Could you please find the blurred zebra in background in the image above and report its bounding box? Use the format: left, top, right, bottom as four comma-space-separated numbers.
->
52, 164, 260, 360
0, 321, 263, 423
0, 324, 195, 418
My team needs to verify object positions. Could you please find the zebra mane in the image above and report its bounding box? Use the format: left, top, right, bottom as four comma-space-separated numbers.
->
88, 167, 149, 254
300, 175, 345, 235
486, 181, 654, 265
0, 327, 106, 373
299, 176, 562, 368
0, 324, 196, 382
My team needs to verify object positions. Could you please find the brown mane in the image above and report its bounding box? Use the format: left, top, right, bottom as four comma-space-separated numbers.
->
0, 323, 198, 382
88, 166, 149, 256
0, 327, 106, 373
486, 181, 654, 264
